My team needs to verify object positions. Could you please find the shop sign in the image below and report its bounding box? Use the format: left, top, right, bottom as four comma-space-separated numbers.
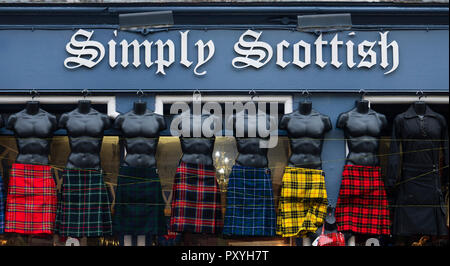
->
64, 29, 399, 76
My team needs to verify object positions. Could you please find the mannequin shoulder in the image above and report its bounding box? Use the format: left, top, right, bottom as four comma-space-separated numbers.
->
336, 111, 350, 128
6, 112, 19, 129
320, 114, 332, 130
433, 112, 447, 128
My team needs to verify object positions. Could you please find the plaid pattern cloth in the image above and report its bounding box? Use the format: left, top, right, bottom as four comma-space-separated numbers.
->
335, 165, 390, 235
0, 173, 5, 234
276, 167, 328, 238
5, 163, 57, 234
55, 168, 112, 237
223, 165, 276, 236
113, 166, 167, 236
169, 162, 222, 234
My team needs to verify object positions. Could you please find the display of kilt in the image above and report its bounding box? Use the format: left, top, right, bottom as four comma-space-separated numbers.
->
0, 173, 5, 234
55, 168, 112, 237
223, 165, 276, 236
169, 162, 222, 234
112, 166, 167, 236
335, 165, 390, 235
276, 167, 328, 238
5, 163, 57, 234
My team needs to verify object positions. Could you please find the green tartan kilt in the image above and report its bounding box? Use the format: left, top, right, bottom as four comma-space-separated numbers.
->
113, 166, 167, 236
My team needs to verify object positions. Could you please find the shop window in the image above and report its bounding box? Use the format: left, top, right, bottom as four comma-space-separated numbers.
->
367, 96, 448, 246
155, 94, 292, 246
0, 96, 120, 246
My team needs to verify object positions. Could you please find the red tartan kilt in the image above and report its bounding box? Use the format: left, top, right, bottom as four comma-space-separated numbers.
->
5, 163, 57, 234
335, 165, 391, 235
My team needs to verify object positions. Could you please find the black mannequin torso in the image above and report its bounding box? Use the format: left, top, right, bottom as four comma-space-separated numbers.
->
174, 109, 218, 166
6, 101, 57, 165
337, 100, 387, 166
229, 107, 271, 168
280, 101, 332, 169
114, 101, 166, 168
59, 100, 111, 169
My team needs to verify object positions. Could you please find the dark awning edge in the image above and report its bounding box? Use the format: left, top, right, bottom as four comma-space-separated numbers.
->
0, 3, 448, 29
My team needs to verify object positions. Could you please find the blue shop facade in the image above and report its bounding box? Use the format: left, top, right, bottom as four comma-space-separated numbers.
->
0, 2, 448, 246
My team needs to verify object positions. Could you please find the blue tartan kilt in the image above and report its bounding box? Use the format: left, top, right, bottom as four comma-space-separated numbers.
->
223, 165, 276, 236
0, 173, 4, 234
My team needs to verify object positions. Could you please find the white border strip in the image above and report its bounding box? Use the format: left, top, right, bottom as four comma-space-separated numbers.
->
0, 95, 120, 118
155, 95, 293, 115
364, 95, 449, 104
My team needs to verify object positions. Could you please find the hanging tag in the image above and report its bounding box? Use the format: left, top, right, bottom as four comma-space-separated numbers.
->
162, 190, 173, 216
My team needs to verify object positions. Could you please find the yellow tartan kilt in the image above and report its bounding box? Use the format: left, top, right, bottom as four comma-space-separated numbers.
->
276, 167, 328, 237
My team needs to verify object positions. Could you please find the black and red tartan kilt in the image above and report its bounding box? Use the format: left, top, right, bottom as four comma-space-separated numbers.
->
335, 165, 390, 235
169, 162, 222, 234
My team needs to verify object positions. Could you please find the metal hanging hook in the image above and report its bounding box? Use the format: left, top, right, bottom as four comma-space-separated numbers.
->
193, 89, 201, 101
358, 89, 367, 99
249, 89, 257, 102
301, 89, 311, 102
416, 90, 424, 101
30, 89, 39, 100
136, 89, 145, 102
81, 89, 90, 99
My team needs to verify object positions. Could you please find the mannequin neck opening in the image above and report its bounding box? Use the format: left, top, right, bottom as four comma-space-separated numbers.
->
299, 101, 312, 115
133, 101, 147, 115
25, 101, 40, 115
78, 100, 91, 114
356, 100, 369, 114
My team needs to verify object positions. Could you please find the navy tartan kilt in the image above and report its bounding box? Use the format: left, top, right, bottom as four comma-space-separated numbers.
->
223, 165, 276, 236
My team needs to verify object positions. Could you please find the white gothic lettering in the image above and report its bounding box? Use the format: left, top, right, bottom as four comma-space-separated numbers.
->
64, 29, 400, 75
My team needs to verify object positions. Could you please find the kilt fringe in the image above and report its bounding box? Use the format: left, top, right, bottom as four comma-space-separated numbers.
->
276, 167, 328, 238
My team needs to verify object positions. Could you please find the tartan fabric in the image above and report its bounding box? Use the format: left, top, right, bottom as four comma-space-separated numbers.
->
5, 163, 57, 234
223, 165, 276, 236
169, 162, 222, 234
0, 173, 5, 234
112, 166, 167, 236
335, 165, 391, 235
55, 168, 112, 237
276, 167, 328, 238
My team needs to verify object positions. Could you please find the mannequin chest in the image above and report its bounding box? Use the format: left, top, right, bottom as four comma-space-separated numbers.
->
345, 115, 382, 137
121, 116, 161, 137
13, 115, 54, 138
65, 114, 106, 136
286, 115, 325, 138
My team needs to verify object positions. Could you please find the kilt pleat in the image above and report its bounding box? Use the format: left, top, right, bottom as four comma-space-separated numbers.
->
112, 166, 167, 236
223, 165, 276, 236
0, 173, 5, 234
55, 168, 112, 237
169, 162, 222, 234
335, 165, 391, 235
276, 167, 328, 238
5, 163, 57, 235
